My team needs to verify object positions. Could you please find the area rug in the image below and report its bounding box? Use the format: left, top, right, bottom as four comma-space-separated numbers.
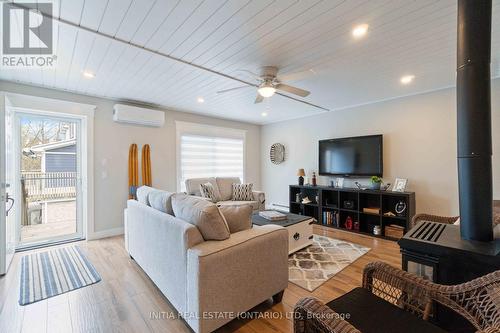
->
19, 245, 101, 305
289, 235, 370, 291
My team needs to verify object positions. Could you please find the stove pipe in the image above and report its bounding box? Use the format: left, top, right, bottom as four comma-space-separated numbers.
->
457, 0, 493, 241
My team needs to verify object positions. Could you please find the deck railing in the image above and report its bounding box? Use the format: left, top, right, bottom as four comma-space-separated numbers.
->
21, 171, 77, 202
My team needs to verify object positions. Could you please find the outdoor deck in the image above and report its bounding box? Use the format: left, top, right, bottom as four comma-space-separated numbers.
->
20, 200, 76, 243
21, 222, 75, 243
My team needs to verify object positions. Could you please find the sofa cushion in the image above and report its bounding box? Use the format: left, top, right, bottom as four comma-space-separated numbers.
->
172, 194, 230, 241
218, 204, 253, 233
136, 186, 155, 205
185, 177, 221, 199
148, 190, 174, 215
216, 177, 241, 201
218, 200, 259, 211
199, 183, 218, 203
232, 183, 254, 201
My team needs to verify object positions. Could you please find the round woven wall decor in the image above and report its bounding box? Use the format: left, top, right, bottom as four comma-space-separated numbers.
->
270, 143, 285, 164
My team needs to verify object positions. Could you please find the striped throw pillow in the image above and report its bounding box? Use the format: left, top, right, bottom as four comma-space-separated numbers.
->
199, 183, 218, 203
232, 183, 253, 201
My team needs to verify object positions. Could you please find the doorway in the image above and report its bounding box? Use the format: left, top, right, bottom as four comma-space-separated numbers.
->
15, 112, 84, 249
1, 93, 94, 273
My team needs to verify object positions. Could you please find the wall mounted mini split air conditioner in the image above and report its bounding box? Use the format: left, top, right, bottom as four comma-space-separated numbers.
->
112, 104, 165, 127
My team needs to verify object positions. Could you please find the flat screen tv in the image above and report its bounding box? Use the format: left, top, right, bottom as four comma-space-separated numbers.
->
318, 135, 383, 176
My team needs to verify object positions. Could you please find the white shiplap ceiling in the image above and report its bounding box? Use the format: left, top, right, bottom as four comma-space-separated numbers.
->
1, 0, 500, 124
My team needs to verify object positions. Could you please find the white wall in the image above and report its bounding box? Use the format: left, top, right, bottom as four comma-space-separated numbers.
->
261, 79, 500, 216
0, 81, 261, 235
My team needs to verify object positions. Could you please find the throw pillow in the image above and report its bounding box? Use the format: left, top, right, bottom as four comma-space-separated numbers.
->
148, 190, 174, 215
199, 182, 218, 203
171, 194, 230, 241
232, 183, 254, 201
218, 204, 253, 233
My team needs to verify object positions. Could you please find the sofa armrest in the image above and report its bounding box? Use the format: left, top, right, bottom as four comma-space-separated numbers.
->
252, 190, 265, 211
125, 200, 204, 312
186, 225, 288, 333
294, 297, 361, 333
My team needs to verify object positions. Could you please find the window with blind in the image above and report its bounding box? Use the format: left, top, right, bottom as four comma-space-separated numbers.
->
179, 134, 244, 191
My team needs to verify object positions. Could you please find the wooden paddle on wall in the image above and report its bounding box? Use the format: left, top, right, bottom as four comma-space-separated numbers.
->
141, 144, 152, 187
128, 144, 138, 199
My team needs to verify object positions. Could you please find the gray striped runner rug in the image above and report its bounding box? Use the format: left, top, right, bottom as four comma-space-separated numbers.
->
19, 246, 101, 305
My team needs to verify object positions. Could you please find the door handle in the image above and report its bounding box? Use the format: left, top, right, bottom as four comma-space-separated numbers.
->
6, 194, 14, 216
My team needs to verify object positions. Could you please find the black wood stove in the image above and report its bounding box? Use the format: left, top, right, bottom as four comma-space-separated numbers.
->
398, 1, 500, 331
399, 222, 500, 331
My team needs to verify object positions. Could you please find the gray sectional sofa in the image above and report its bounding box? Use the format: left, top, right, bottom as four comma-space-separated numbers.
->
185, 177, 266, 211
124, 187, 288, 333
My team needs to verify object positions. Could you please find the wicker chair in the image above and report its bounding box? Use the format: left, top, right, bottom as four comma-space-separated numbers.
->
294, 262, 500, 333
410, 213, 460, 229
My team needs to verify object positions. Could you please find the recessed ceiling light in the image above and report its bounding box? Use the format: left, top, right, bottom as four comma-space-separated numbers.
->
82, 71, 95, 79
400, 75, 415, 85
352, 24, 369, 38
261, 112, 268, 117
197, 97, 205, 103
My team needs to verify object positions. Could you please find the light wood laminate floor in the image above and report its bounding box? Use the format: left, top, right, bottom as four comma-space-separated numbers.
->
0, 225, 401, 333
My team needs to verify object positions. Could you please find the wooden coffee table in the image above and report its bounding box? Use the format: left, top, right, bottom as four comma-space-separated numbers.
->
252, 211, 314, 254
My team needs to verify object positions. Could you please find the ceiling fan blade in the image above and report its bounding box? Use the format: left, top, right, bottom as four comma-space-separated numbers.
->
234, 69, 262, 81
275, 83, 310, 97
278, 68, 316, 82
275, 92, 329, 112
254, 94, 264, 104
217, 85, 251, 94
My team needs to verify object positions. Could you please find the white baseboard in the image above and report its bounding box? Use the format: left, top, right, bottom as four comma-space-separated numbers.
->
87, 227, 124, 240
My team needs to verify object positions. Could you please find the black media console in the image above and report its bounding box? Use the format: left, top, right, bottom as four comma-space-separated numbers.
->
289, 185, 415, 241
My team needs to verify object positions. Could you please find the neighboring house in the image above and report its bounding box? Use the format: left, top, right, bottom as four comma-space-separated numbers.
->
30, 139, 76, 173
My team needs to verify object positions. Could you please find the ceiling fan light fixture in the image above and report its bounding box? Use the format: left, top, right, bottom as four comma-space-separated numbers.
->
258, 84, 276, 98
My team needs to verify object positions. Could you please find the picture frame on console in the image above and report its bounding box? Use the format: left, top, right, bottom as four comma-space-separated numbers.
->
393, 178, 408, 192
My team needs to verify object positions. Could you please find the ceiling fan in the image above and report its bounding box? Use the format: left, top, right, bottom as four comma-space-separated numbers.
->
216, 66, 329, 111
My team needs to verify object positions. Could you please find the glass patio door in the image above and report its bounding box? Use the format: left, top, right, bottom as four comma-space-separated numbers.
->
1, 95, 16, 274
16, 112, 83, 249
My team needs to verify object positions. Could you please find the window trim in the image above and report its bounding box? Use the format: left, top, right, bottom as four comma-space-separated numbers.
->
175, 121, 247, 192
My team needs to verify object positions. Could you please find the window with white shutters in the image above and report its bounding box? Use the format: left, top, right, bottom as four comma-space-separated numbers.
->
179, 134, 244, 192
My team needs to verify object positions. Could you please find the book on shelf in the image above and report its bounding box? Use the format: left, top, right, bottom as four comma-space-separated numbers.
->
322, 211, 339, 227
363, 207, 381, 215
258, 210, 287, 221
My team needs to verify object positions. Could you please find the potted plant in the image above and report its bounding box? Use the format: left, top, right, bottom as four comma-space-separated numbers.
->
370, 176, 383, 190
